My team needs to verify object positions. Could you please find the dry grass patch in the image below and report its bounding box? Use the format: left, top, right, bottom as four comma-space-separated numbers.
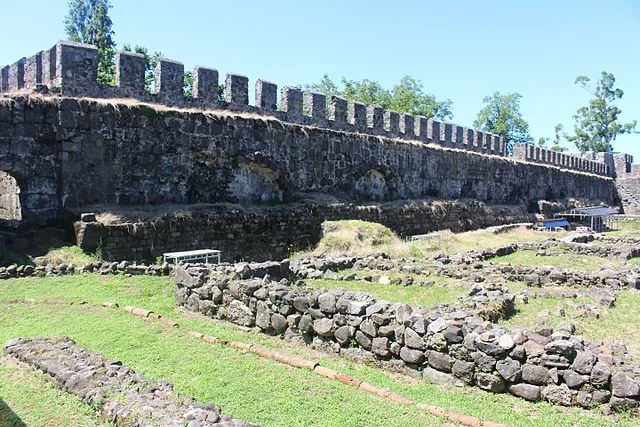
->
298, 220, 561, 260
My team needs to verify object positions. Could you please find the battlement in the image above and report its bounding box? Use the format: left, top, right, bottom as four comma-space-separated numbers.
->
1, 40, 508, 156
513, 144, 609, 176
2, 41, 618, 178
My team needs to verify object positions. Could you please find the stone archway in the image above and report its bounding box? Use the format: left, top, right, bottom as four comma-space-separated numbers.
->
0, 170, 22, 224
355, 169, 389, 201
228, 163, 284, 204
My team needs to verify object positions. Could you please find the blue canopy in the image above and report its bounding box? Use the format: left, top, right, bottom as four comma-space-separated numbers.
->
542, 219, 569, 228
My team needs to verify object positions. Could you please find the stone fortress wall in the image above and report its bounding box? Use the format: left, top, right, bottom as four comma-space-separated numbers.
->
512, 144, 608, 176
0, 40, 632, 261
0, 40, 610, 176
594, 152, 640, 215
0, 93, 617, 227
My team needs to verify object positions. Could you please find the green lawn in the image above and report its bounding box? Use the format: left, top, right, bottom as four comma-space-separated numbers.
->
409, 226, 560, 257
0, 275, 636, 426
307, 276, 467, 309
0, 357, 105, 427
501, 290, 640, 359
606, 220, 640, 237
493, 249, 621, 272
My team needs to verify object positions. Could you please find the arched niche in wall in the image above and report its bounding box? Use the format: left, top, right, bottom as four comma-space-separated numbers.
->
0, 170, 23, 226
228, 162, 284, 204
354, 169, 389, 201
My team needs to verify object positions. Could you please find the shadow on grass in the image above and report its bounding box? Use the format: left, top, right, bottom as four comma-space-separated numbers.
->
0, 226, 96, 267
0, 396, 26, 427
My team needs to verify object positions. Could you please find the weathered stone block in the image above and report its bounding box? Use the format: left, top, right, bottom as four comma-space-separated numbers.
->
303, 91, 325, 121
509, 383, 541, 401
115, 51, 146, 96
452, 360, 475, 383
496, 358, 521, 383
313, 318, 334, 337
590, 362, 612, 388
404, 327, 427, 350
8, 58, 25, 91
541, 384, 574, 406
611, 373, 640, 398
155, 58, 184, 100
24, 53, 42, 89
225, 300, 254, 327
348, 101, 366, 130
522, 364, 549, 386
354, 330, 372, 350
328, 96, 347, 126
427, 351, 453, 373
193, 66, 219, 104
399, 114, 415, 139
56, 40, 98, 93
281, 86, 303, 122
399, 346, 424, 364
371, 337, 389, 357
255, 79, 277, 111
383, 111, 400, 135
366, 105, 383, 131
225, 73, 248, 106
475, 373, 506, 393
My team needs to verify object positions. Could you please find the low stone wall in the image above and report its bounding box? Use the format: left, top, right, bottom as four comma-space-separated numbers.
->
0, 260, 173, 279
4, 336, 256, 426
175, 261, 640, 411
518, 240, 640, 261
75, 199, 535, 263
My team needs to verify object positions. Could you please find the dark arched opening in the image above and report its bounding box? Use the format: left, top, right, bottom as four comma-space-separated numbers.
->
0, 170, 23, 227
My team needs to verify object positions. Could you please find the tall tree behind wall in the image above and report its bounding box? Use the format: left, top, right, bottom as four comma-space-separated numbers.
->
566, 71, 637, 153
64, 0, 116, 85
306, 74, 453, 121
473, 92, 532, 154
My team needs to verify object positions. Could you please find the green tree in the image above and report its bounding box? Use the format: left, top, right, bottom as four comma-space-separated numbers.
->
122, 44, 162, 92
550, 123, 567, 152
307, 74, 340, 99
305, 74, 453, 120
538, 124, 567, 152
64, 0, 116, 85
473, 92, 532, 152
566, 71, 637, 153
389, 76, 453, 120
341, 78, 391, 108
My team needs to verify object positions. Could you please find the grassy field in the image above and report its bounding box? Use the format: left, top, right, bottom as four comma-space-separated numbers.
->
500, 289, 640, 359
0, 357, 105, 427
307, 276, 467, 309
0, 275, 636, 427
1, 219, 638, 426
413, 226, 560, 256
607, 220, 640, 237
493, 249, 624, 272
298, 220, 557, 259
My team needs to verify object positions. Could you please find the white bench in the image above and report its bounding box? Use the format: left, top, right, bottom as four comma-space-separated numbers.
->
162, 249, 221, 265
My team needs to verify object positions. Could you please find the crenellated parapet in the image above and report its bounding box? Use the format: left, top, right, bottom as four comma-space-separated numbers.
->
1, 40, 508, 156
513, 143, 609, 177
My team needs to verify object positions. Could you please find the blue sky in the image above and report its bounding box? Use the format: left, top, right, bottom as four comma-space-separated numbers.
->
2, 0, 639, 157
